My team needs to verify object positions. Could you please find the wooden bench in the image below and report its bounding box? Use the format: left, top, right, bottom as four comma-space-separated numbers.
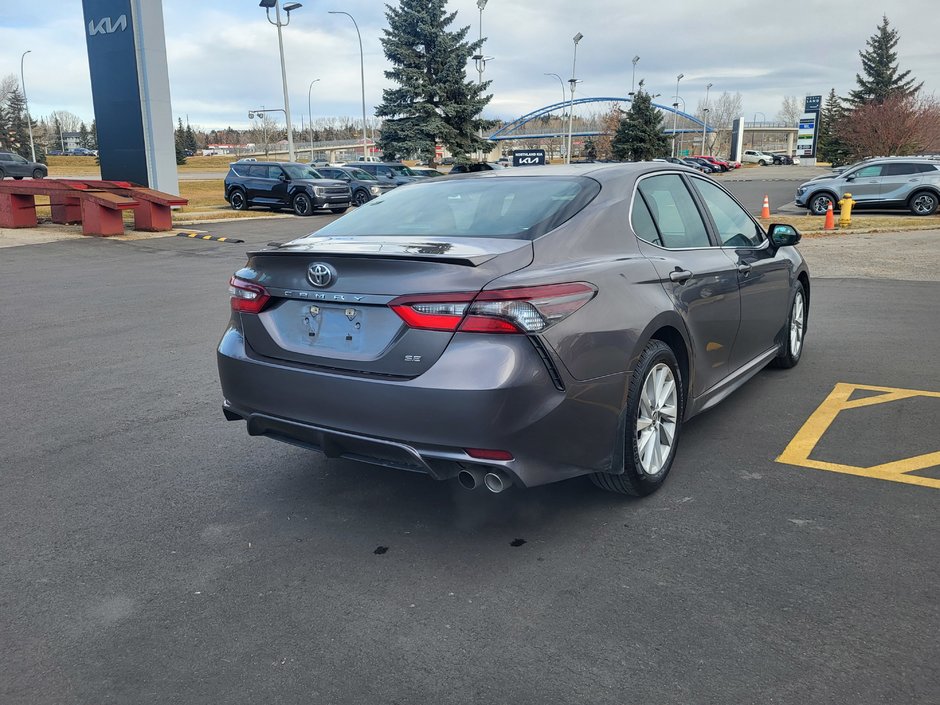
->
0, 179, 187, 236
0, 181, 138, 236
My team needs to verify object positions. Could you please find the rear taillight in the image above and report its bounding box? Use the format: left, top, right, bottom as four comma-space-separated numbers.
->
229, 276, 270, 313
390, 282, 596, 334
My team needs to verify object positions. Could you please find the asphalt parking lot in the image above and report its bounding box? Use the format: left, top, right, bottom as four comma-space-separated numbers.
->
1, 218, 938, 704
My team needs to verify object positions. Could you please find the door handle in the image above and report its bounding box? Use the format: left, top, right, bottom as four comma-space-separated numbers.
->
669, 269, 693, 282
737, 263, 752, 273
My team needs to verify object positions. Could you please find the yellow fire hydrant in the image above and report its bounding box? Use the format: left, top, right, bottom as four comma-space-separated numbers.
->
839, 193, 856, 228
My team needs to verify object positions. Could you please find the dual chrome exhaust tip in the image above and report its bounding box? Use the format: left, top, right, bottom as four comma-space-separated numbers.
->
457, 467, 512, 493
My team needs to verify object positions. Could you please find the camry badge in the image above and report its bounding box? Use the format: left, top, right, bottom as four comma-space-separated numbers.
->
307, 263, 334, 288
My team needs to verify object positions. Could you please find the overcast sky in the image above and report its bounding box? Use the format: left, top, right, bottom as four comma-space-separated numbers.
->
1, 0, 938, 131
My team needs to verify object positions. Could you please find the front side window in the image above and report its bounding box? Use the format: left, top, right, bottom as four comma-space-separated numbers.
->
692, 178, 764, 247
636, 174, 710, 248
347, 168, 376, 181
247, 165, 269, 178
281, 164, 320, 180
850, 165, 883, 178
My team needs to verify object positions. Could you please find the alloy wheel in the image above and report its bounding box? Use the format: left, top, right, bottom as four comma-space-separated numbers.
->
912, 193, 937, 215
790, 291, 805, 357
636, 363, 679, 476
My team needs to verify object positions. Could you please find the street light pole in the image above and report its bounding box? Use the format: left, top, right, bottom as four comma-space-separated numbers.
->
671, 73, 683, 158
753, 111, 766, 150
565, 32, 583, 165
329, 11, 368, 160
307, 78, 320, 161
672, 96, 686, 156
475, 0, 488, 158
630, 55, 640, 96
19, 50, 36, 162
262, 0, 302, 162
701, 82, 712, 155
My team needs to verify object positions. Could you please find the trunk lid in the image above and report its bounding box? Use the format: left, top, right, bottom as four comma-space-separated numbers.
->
236, 236, 533, 377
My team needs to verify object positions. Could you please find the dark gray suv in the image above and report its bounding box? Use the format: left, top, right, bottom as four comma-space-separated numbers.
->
347, 161, 419, 186
0, 151, 47, 180
218, 163, 810, 497
796, 157, 940, 215
316, 165, 396, 206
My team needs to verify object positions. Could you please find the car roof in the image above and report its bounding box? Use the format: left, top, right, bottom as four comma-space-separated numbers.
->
440, 162, 700, 181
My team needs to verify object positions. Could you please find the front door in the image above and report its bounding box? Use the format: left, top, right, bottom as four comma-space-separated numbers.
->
688, 176, 792, 369
840, 163, 883, 203
633, 173, 742, 397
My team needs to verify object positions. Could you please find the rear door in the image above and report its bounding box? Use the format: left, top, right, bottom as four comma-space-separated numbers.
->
879, 162, 926, 204
633, 173, 742, 395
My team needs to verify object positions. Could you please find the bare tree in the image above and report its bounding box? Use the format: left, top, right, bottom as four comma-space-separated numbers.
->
48, 110, 82, 133
0, 74, 18, 105
777, 96, 802, 126
695, 91, 742, 155
837, 92, 940, 159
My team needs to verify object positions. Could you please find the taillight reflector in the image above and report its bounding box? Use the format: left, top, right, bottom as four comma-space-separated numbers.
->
465, 448, 514, 461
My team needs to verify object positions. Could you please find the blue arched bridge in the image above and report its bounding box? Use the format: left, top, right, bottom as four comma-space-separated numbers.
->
489, 96, 715, 141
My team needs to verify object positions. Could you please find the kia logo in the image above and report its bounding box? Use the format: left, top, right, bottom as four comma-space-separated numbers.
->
88, 15, 127, 36
307, 263, 334, 288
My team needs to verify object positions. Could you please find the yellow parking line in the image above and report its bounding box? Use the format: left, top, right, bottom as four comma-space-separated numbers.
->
776, 382, 940, 489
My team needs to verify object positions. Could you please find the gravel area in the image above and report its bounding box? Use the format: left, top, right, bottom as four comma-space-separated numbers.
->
797, 228, 940, 281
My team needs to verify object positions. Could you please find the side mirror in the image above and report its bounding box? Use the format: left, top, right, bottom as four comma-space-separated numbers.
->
279, 173, 289, 182
768, 223, 801, 248
845, 175, 855, 182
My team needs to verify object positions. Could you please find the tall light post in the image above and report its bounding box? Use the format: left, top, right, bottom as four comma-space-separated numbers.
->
701, 82, 713, 155
545, 73, 566, 107
19, 50, 36, 162
260, 0, 301, 162
672, 96, 686, 156
565, 32, 583, 165
471, 0, 493, 159
329, 11, 369, 160
671, 73, 683, 157
629, 55, 640, 96
307, 78, 320, 161
753, 111, 766, 150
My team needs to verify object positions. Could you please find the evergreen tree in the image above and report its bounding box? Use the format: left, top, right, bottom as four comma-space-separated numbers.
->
611, 90, 669, 161
847, 15, 921, 107
78, 122, 90, 149
5, 87, 43, 161
817, 88, 852, 166
375, 0, 491, 164
88, 118, 98, 150
0, 103, 11, 151
174, 117, 187, 165
184, 123, 198, 153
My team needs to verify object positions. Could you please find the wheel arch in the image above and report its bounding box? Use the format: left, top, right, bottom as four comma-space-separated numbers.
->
633, 312, 693, 408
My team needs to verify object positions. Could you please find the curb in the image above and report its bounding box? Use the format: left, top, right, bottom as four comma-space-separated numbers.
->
176, 231, 244, 244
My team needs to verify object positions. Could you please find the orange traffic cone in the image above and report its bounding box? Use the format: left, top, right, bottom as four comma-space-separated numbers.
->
823, 202, 835, 230
760, 194, 771, 219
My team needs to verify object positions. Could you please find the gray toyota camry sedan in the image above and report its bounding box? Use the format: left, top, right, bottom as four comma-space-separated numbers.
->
218, 163, 809, 496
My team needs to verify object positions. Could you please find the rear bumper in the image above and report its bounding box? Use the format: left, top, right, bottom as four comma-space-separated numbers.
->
217, 326, 627, 487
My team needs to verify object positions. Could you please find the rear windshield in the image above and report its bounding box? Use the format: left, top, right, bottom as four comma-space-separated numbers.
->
307, 176, 601, 240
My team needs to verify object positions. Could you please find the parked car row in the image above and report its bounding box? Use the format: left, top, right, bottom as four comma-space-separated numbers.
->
46, 148, 97, 157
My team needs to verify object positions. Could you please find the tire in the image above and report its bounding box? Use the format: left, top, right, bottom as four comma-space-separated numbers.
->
32, 169, 45, 179
13, 176, 23, 180
229, 189, 248, 211
353, 190, 369, 206
292, 192, 313, 216
591, 340, 684, 496
908, 190, 938, 216
771, 281, 807, 369
330, 207, 348, 215
0, 168, 5, 179
759, 159, 768, 166
809, 192, 836, 216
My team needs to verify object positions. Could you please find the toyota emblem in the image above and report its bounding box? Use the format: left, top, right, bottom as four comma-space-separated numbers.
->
307, 263, 334, 288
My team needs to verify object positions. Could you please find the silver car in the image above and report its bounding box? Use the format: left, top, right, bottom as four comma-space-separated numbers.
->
218, 164, 809, 496
795, 157, 940, 215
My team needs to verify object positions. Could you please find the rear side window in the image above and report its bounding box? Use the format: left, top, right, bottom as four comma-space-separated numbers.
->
637, 174, 710, 248
631, 195, 662, 246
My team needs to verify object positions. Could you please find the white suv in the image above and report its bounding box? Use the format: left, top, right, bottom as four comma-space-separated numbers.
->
742, 150, 776, 166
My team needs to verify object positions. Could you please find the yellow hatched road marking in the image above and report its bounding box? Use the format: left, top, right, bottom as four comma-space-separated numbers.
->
776, 382, 940, 490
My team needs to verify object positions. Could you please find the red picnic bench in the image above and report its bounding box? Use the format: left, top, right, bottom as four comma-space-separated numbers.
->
0, 179, 187, 236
